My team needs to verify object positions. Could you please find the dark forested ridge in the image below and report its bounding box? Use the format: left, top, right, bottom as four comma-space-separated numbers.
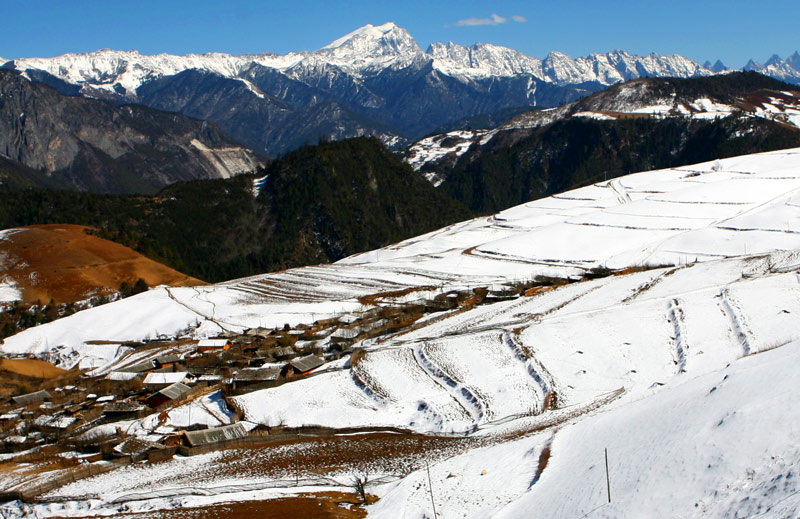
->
0, 137, 470, 282
424, 73, 800, 213
439, 114, 800, 213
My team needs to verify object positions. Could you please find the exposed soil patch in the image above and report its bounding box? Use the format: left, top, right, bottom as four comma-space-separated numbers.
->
102, 492, 370, 519
0, 358, 69, 378
131, 433, 478, 492
0, 224, 204, 304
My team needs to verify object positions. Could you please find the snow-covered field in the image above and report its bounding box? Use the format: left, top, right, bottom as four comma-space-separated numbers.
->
4, 148, 800, 517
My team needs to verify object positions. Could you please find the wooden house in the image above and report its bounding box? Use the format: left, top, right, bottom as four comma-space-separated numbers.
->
119, 360, 157, 374
155, 354, 181, 369
197, 339, 230, 353
102, 401, 148, 420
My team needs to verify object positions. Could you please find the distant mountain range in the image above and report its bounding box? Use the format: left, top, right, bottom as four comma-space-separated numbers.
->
5, 23, 796, 156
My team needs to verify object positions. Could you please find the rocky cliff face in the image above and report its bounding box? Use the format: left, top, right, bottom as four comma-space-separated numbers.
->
0, 70, 261, 193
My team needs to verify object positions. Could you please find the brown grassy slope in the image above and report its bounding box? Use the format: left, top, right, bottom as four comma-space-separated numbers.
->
0, 224, 205, 304
0, 358, 68, 379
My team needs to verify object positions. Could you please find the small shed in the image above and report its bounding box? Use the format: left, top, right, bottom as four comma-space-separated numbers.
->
272, 346, 296, 360
146, 382, 191, 408
143, 371, 189, 390
330, 327, 361, 346
184, 422, 248, 448
197, 339, 230, 353
11, 390, 52, 407
287, 354, 324, 376
248, 354, 276, 367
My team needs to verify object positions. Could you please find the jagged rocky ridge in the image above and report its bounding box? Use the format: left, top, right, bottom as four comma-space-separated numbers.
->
0, 69, 261, 193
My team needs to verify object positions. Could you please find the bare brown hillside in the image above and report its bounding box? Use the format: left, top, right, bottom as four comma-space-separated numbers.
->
0, 224, 205, 304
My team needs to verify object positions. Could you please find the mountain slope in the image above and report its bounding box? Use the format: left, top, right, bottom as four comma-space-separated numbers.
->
0, 69, 261, 193
409, 73, 800, 212
0, 224, 203, 305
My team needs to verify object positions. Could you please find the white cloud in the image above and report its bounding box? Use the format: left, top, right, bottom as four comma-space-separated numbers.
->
456, 13, 508, 26
512, 15, 527, 23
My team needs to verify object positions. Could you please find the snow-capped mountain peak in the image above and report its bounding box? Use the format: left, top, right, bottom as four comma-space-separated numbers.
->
744, 58, 763, 71
321, 22, 407, 50
765, 54, 785, 67
788, 50, 800, 70
428, 40, 544, 78
315, 22, 424, 73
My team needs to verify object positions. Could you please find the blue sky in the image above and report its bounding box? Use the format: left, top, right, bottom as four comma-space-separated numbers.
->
2, 0, 798, 67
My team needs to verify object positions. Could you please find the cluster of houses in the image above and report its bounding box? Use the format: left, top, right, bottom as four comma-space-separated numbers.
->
0, 333, 327, 460
0, 286, 516, 466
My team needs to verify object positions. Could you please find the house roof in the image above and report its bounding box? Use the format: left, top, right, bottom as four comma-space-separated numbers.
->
119, 360, 156, 373
156, 354, 181, 365
232, 367, 281, 382
11, 390, 52, 406
184, 422, 248, 447
114, 437, 164, 455
106, 371, 140, 381
155, 382, 191, 401
103, 401, 147, 414
34, 414, 77, 429
197, 339, 229, 348
143, 372, 188, 385
288, 354, 324, 373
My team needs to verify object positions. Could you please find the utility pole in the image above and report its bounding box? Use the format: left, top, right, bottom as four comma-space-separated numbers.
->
605, 448, 611, 504
295, 448, 299, 485
426, 461, 438, 519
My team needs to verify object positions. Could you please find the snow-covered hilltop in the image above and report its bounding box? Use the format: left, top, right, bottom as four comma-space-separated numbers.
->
503, 75, 800, 130
405, 73, 800, 174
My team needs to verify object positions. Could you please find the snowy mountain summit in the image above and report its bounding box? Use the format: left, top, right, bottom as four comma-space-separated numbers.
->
316, 22, 424, 72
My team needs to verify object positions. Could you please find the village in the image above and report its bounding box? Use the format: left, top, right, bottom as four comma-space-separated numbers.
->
0, 279, 548, 502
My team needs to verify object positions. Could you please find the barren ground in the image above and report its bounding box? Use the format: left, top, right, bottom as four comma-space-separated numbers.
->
0, 224, 204, 304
